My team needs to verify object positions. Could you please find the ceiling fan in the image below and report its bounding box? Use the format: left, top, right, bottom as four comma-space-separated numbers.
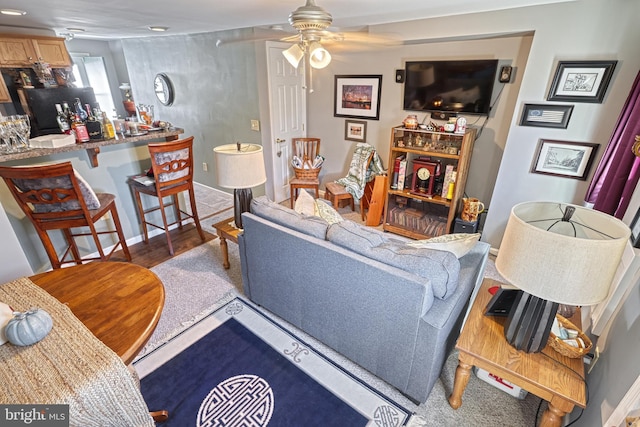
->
216, 0, 398, 70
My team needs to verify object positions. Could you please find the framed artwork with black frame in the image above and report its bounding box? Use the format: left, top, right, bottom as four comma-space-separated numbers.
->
547, 60, 617, 103
344, 119, 367, 142
630, 209, 640, 248
520, 103, 574, 129
531, 139, 598, 180
334, 75, 382, 120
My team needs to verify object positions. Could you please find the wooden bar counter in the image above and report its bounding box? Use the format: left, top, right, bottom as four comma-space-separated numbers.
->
0, 127, 184, 167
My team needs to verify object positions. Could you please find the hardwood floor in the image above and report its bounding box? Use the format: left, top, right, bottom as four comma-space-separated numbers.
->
111, 225, 217, 269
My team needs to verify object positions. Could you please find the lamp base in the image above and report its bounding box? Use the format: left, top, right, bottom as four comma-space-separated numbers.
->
233, 188, 253, 229
504, 291, 558, 353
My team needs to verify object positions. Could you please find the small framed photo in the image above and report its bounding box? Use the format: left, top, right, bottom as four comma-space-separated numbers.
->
531, 139, 598, 180
547, 60, 617, 103
344, 119, 367, 142
520, 103, 573, 129
630, 209, 640, 248
334, 75, 382, 120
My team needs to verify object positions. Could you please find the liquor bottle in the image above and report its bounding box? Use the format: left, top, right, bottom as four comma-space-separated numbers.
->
84, 104, 103, 140
101, 111, 116, 139
74, 98, 88, 121
62, 102, 74, 124
71, 114, 90, 143
54, 104, 71, 134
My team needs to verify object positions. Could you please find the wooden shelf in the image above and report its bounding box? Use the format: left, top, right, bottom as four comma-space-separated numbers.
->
0, 128, 184, 167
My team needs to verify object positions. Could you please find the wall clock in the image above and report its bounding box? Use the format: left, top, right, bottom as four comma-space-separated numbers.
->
154, 73, 174, 106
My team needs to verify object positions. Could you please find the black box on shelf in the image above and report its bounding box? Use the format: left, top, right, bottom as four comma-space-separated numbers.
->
453, 218, 478, 233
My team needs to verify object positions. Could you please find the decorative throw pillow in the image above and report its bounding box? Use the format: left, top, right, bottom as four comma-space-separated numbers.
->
406, 233, 481, 258
315, 199, 343, 224
294, 189, 317, 216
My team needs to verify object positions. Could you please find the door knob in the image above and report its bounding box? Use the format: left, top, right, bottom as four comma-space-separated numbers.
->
275, 138, 286, 143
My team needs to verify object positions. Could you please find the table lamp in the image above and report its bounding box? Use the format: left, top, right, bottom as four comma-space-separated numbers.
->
494, 201, 629, 353
213, 143, 267, 229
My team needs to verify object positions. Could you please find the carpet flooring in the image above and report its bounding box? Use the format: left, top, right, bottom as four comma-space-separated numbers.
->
147, 186, 544, 426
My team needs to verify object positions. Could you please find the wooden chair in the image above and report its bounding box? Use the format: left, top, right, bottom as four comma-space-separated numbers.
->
0, 162, 131, 269
290, 137, 321, 208
129, 136, 204, 256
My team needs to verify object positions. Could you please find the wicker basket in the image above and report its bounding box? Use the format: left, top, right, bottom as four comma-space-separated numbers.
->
293, 166, 321, 180
547, 314, 592, 358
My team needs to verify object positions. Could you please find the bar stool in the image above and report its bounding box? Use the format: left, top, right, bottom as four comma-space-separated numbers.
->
129, 136, 205, 256
0, 162, 131, 269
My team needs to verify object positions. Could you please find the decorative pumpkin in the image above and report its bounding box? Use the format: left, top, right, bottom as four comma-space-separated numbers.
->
4, 308, 53, 346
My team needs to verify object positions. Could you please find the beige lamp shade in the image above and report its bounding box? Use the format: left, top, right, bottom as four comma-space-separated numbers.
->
213, 143, 267, 189
283, 43, 305, 68
308, 42, 331, 69
495, 201, 630, 306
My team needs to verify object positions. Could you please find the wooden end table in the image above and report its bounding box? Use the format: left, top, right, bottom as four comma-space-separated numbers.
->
448, 278, 586, 427
212, 216, 242, 269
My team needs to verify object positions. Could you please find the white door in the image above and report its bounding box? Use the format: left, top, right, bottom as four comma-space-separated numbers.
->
266, 42, 306, 203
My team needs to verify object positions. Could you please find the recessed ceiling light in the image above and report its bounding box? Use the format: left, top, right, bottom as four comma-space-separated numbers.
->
0, 9, 27, 16
148, 26, 168, 32
66, 27, 85, 32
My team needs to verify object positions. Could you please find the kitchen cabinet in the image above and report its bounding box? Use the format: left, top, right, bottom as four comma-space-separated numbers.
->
0, 37, 37, 67
383, 125, 477, 239
0, 76, 10, 102
0, 35, 71, 67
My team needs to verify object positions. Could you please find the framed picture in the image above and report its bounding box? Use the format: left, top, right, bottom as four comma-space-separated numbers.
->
344, 120, 367, 142
334, 75, 382, 120
630, 209, 640, 248
519, 103, 574, 129
531, 139, 598, 180
547, 60, 617, 103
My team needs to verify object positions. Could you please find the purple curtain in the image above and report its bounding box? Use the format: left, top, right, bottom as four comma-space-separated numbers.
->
586, 70, 640, 218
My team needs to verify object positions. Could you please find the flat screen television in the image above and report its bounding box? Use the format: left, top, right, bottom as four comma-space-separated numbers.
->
403, 59, 499, 116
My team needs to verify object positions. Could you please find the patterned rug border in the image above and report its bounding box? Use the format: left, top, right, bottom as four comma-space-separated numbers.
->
135, 296, 415, 425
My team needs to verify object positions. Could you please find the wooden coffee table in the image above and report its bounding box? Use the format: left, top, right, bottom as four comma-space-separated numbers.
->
212, 216, 242, 269
448, 278, 586, 427
30, 261, 165, 365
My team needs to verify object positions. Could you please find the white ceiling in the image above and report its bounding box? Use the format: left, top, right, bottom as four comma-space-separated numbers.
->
0, 0, 574, 40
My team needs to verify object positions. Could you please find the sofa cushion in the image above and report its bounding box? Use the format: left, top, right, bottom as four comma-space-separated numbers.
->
327, 220, 460, 299
251, 196, 329, 239
406, 233, 481, 258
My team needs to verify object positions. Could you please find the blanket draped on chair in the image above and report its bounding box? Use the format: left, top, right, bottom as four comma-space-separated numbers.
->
335, 143, 386, 200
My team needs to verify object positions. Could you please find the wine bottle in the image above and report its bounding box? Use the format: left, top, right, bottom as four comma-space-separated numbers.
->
62, 102, 74, 124
55, 104, 71, 134
72, 114, 90, 143
74, 98, 88, 121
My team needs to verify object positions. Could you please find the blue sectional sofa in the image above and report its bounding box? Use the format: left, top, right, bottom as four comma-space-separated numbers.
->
238, 196, 490, 403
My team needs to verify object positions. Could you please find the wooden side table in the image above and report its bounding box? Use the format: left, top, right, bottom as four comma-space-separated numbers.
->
212, 216, 242, 269
449, 278, 586, 427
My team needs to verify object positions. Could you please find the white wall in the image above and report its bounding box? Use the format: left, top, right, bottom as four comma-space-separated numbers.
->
0, 200, 32, 282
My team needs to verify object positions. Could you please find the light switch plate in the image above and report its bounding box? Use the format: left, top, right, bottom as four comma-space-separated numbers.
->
251, 120, 260, 131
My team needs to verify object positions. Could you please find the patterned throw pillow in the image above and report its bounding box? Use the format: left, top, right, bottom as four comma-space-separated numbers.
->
406, 233, 481, 258
315, 199, 344, 224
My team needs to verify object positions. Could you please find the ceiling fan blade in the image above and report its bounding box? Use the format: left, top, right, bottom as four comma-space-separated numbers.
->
319, 30, 401, 52
216, 27, 295, 47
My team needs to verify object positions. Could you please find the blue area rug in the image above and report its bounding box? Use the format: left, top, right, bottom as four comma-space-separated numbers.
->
135, 298, 412, 426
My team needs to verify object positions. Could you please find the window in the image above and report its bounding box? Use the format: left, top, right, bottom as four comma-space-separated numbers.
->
70, 54, 116, 117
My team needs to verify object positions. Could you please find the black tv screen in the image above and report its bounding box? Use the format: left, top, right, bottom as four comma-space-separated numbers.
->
403, 59, 499, 116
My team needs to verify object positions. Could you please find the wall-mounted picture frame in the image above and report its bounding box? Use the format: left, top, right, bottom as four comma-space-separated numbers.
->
520, 103, 574, 129
344, 119, 367, 142
531, 139, 598, 180
547, 60, 617, 103
630, 209, 640, 248
334, 75, 382, 120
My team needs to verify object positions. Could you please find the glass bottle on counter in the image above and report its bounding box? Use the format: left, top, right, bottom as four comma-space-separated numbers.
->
101, 111, 115, 139
74, 98, 88, 122
84, 104, 103, 140
55, 104, 71, 134
62, 102, 74, 124
71, 114, 90, 143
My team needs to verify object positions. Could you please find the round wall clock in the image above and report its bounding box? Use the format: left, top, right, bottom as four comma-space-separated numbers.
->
154, 73, 174, 106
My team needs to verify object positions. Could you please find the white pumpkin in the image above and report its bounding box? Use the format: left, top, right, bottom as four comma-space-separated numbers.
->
5, 308, 53, 346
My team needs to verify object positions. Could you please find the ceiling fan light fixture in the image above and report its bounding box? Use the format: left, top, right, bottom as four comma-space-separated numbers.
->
308, 41, 331, 69
283, 43, 305, 68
